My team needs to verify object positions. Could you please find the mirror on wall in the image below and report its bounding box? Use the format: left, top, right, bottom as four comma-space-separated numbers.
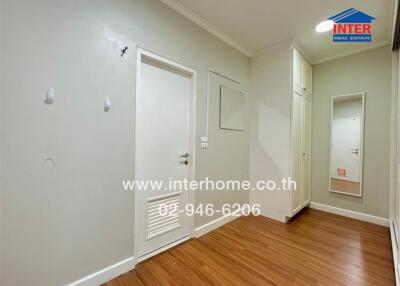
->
329, 92, 365, 197
219, 85, 245, 131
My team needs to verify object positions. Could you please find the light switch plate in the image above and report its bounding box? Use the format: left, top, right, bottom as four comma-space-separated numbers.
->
200, 137, 208, 149
201, 142, 208, 149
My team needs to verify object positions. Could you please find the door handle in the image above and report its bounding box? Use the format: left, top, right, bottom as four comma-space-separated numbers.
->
180, 153, 189, 165
351, 148, 359, 154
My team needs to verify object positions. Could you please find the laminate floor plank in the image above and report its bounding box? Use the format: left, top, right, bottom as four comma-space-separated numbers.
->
104, 208, 395, 286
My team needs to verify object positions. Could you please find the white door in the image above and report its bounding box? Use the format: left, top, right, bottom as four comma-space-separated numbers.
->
135, 52, 193, 259
331, 117, 361, 182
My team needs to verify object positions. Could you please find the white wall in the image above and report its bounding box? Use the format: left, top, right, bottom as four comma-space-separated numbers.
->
195, 71, 249, 227
249, 41, 292, 222
312, 45, 392, 218
0, 0, 250, 285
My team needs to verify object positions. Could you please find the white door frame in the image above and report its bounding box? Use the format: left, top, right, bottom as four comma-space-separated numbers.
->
133, 47, 196, 263
329, 92, 365, 197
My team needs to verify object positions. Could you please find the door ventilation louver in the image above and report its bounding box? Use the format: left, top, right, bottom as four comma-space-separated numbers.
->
146, 192, 182, 240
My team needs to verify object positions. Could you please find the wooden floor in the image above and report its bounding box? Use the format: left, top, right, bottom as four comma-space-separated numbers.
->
103, 208, 395, 286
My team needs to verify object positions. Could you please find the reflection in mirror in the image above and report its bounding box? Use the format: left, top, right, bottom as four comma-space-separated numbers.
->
330, 93, 365, 197
219, 86, 245, 131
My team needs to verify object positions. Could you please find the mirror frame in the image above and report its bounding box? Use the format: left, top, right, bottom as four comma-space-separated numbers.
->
329, 92, 365, 197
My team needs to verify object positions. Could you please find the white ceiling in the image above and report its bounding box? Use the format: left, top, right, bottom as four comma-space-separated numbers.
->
160, 0, 395, 63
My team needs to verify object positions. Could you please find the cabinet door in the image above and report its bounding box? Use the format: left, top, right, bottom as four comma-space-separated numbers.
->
293, 52, 303, 90
291, 90, 303, 213
302, 96, 312, 205
303, 62, 312, 94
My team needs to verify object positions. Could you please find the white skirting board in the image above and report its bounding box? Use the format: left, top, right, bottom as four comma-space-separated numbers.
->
68, 210, 242, 285
309, 202, 389, 227
193, 208, 242, 238
137, 236, 190, 263
390, 221, 399, 286
67, 256, 135, 286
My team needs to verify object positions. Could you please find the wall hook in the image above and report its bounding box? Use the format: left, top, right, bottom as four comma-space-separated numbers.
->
44, 158, 56, 168
104, 97, 111, 112
44, 88, 55, 105
121, 46, 128, 57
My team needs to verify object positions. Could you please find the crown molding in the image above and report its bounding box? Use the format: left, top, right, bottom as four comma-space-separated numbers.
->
291, 40, 313, 63
253, 38, 293, 58
254, 39, 390, 65
158, 0, 254, 57
252, 38, 314, 65
159, 0, 393, 63
312, 41, 391, 65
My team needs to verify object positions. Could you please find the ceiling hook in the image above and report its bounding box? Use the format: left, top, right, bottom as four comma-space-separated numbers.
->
121, 46, 128, 57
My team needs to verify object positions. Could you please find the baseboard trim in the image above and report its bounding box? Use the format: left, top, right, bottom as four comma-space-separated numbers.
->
309, 202, 389, 227
137, 236, 190, 263
390, 221, 399, 286
194, 208, 242, 238
67, 256, 135, 286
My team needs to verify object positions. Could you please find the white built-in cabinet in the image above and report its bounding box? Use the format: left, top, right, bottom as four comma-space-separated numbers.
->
293, 51, 312, 94
290, 49, 312, 216
250, 44, 312, 222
